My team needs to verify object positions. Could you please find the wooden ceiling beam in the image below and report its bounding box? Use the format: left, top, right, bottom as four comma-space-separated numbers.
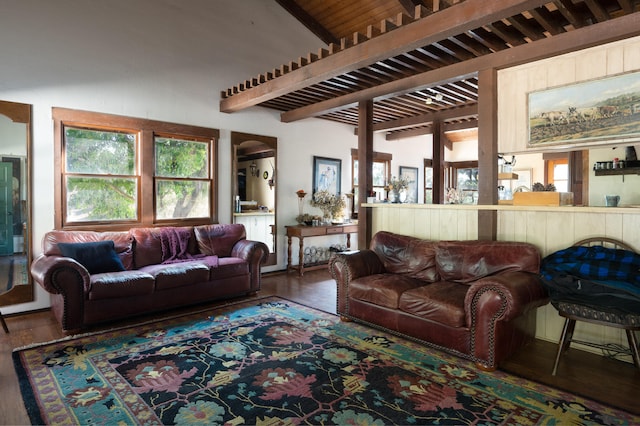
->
275, 0, 340, 46
220, 0, 551, 113
357, 104, 478, 133
280, 11, 640, 122
385, 119, 474, 140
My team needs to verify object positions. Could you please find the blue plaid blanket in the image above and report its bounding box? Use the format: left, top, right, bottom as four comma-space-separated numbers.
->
541, 245, 640, 297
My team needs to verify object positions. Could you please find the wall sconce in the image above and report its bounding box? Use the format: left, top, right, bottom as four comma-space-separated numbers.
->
250, 161, 259, 177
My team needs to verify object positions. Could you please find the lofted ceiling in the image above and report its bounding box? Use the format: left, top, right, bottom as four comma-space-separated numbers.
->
221, 0, 640, 142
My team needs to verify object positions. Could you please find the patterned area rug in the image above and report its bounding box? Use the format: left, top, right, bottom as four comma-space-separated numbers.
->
13, 297, 638, 425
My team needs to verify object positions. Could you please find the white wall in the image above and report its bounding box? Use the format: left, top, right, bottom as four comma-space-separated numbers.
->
0, 0, 361, 313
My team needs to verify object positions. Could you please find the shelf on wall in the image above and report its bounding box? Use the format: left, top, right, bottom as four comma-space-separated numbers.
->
498, 172, 519, 180
594, 167, 640, 176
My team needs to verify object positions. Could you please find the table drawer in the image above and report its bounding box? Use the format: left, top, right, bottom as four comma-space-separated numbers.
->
326, 227, 344, 235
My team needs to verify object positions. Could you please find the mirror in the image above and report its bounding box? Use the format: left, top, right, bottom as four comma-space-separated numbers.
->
231, 132, 277, 266
0, 100, 33, 307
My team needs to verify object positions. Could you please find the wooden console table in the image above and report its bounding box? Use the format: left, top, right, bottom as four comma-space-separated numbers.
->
286, 223, 358, 276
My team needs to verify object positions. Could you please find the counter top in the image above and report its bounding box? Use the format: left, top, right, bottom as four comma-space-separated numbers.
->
362, 203, 640, 214
233, 211, 274, 216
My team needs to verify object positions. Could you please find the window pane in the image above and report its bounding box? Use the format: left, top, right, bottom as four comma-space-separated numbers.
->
372, 162, 386, 187
155, 138, 209, 178
156, 179, 210, 219
457, 168, 478, 190
65, 127, 135, 175
425, 189, 433, 204
353, 160, 358, 186
66, 176, 137, 222
425, 167, 433, 188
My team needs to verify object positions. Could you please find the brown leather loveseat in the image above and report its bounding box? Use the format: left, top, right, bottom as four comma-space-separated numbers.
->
31, 224, 268, 333
329, 231, 549, 370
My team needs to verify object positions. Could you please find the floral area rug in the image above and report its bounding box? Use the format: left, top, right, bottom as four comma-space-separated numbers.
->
13, 297, 638, 425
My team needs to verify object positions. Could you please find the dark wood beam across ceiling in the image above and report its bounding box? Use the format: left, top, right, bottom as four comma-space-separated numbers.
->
220, 0, 640, 137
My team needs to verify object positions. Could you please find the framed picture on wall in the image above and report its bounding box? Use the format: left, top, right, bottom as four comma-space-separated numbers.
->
528, 70, 640, 147
399, 166, 418, 203
313, 156, 341, 195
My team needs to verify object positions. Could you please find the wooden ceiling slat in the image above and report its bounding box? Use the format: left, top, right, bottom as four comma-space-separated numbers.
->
466, 27, 510, 52
448, 34, 494, 57
554, 0, 584, 29
432, 39, 475, 61
486, 21, 528, 47
583, 0, 611, 22
507, 14, 547, 41
528, 6, 565, 35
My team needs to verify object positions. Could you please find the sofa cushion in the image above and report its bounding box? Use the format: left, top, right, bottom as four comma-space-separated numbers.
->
139, 261, 211, 291
399, 282, 468, 328
371, 231, 439, 282
349, 274, 425, 309
212, 257, 250, 279
194, 223, 246, 257
58, 241, 126, 274
130, 226, 198, 268
88, 271, 155, 300
435, 240, 541, 284
43, 230, 134, 270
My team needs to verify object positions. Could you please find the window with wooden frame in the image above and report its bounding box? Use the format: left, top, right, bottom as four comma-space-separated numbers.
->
545, 156, 569, 192
424, 159, 433, 204
351, 149, 392, 203
53, 108, 219, 230
445, 160, 479, 204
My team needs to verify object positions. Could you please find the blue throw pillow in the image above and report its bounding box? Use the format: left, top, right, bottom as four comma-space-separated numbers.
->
58, 240, 126, 274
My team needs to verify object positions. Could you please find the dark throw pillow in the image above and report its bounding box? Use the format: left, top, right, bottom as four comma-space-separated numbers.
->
58, 240, 126, 274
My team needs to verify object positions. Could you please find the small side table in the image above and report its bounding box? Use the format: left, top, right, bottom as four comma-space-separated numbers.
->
286, 223, 358, 276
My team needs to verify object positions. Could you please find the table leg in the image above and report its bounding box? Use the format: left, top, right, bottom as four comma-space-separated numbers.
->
298, 237, 305, 276
287, 235, 293, 273
346, 233, 351, 249
0, 311, 8, 333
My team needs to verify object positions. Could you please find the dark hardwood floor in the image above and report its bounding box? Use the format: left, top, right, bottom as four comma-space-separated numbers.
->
1, 269, 638, 424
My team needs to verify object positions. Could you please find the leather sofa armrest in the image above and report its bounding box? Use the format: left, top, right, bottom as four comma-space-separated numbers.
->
464, 271, 549, 369
231, 239, 269, 292
30, 254, 90, 332
465, 271, 549, 325
31, 254, 91, 295
329, 250, 385, 315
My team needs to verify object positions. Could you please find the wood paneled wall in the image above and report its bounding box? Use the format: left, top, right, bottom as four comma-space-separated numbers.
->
498, 35, 640, 154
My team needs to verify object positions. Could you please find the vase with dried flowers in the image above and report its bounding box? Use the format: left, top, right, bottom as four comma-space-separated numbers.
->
385, 176, 409, 203
310, 190, 346, 223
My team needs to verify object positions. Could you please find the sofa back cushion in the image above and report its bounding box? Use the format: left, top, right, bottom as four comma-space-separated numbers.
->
435, 240, 541, 283
43, 230, 134, 270
194, 223, 246, 257
370, 231, 439, 282
130, 226, 198, 268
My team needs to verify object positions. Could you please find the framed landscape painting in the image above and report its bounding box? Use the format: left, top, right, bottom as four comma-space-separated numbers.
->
528, 71, 640, 147
313, 156, 341, 195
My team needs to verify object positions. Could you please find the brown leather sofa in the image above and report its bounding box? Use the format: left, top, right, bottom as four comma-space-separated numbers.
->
328, 231, 549, 370
31, 224, 268, 333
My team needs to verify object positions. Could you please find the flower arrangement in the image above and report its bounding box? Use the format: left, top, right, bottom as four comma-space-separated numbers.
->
445, 187, 462, 204
385, 175, 409, 192
310, 190, 346, 220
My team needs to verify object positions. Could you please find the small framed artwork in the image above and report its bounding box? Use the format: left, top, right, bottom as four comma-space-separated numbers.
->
313, 156, 341, 195
399, 166, 419, 203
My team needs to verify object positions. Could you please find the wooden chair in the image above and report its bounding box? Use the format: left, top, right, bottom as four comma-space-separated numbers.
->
551, 237, 640, 375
